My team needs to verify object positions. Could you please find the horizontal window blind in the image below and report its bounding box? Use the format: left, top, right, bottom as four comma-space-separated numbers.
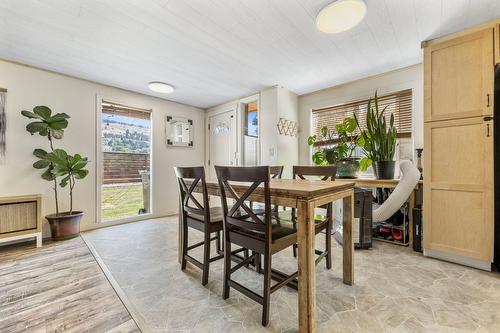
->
311, 89, 412, 147
102, 101, 151, 120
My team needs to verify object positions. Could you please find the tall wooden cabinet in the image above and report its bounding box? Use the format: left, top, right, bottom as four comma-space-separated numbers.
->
423, 21, 498, 270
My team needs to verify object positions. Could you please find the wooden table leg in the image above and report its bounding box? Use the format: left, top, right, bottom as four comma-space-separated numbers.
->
297, 199, 317, 333
343, 191, 354, 285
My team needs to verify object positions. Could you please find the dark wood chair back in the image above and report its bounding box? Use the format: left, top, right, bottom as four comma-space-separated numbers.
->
174, 166, 209, 222
269, 166, 284, 179
292, 165, 337, 181
215, 166, 272, 239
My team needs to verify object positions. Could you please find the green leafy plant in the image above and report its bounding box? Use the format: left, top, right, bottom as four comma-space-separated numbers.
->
308, 117, 360, 166
354, 91, 397, 171
22, 106, 89, 215
46, 149, 89, 214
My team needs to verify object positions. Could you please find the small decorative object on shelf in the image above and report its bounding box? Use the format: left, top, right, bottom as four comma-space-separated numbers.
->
416, 148, 423, 179
277, 118, 298, 136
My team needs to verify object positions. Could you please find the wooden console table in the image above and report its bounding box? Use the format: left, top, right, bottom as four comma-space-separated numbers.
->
0, 195, 42, 247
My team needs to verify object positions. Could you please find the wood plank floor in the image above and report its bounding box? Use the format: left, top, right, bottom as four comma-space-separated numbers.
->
0, 237, 140, 333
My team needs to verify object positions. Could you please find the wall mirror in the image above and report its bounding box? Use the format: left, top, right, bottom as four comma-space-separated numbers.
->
166, 116, 193, 147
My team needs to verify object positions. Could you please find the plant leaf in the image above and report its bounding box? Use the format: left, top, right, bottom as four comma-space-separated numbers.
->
359, 157, 372, 171
41, 168, 56, 181
59, 175, 70, 187
33, 148, 48, 159
73, 169, 89, 179
307, 135, 316, 146
320, 126, 328, 138
51, 129, 64, 139
33, 106, 52, 120
26, 122, 48, 135
45, 149, 69, 166
47, 118, 68, 130
33, 159, 50, 169
21, 110, 40, 119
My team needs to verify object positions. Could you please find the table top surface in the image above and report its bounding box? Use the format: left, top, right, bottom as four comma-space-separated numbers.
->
204, 178, 355, 199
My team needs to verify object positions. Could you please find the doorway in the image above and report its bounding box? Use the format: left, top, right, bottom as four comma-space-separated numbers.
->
207, 107, 237, 180
99, 101, 152, 222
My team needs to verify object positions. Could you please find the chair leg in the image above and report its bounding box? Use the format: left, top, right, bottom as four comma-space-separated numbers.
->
222, 234, 231, 299
326, 222, 332, 270
181, 217, 188, 270
244, 248, 250, 268
202, 231, 211, 286
262, 252, 272, 326
216, 231, 222, 254
292, 244, 297, 258
253, 251, 262, 273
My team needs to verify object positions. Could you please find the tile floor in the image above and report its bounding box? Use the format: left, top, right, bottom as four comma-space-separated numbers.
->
83, 216, 500, 333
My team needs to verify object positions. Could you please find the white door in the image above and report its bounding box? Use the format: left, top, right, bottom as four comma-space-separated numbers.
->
208, 109, 237, 179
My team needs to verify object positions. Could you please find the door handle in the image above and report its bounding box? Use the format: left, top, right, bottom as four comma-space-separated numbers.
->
487, 94, 491, 107
484, 116, 493, 137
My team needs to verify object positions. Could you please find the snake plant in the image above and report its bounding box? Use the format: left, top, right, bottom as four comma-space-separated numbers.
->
354, 91, 397, 171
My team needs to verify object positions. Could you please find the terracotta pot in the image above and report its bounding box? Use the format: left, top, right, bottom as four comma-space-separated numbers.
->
45, 211, 83, 240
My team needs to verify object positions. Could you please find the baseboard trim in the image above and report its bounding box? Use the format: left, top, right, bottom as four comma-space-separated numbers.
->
424, 248, 492, 271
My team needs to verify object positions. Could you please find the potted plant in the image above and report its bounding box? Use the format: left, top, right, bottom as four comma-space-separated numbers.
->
308, 117, 361, 178
354, 92, 397, 179
22, 106, 89, 240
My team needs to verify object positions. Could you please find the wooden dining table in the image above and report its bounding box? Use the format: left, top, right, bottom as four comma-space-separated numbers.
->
178, 178, 355, 332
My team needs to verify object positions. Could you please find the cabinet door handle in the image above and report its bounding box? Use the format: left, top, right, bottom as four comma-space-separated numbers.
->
487, 94, 491, 107
487, 123, 491, 137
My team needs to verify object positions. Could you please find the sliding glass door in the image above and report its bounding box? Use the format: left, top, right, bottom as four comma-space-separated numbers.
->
100, 101, 152, 222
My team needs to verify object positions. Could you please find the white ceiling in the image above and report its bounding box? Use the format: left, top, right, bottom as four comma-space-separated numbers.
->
1, 0, 499, 108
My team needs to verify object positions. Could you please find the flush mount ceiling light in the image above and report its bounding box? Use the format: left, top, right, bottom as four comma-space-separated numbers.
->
148, 81, 175, 93
316, 0, 367, 33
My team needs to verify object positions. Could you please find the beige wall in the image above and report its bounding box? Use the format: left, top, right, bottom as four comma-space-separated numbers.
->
0, 60, 205, 236
298, 64, 424, 165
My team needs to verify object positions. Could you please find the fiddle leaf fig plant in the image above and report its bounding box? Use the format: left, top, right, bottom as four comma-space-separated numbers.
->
22, 106, 89, 216
354, 91, 397, 171
46, 149, 89, 214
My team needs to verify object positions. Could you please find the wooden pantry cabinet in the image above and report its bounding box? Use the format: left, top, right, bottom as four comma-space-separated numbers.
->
423, 21, 498, 270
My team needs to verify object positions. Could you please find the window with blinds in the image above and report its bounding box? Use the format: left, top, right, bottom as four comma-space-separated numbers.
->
311, 89, 412, 147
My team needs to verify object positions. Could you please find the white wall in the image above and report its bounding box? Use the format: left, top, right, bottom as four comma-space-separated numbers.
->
259, 87, 279, 165
276, 86, 299, 179
298, 64, 424, 165
0, 60, 205, 236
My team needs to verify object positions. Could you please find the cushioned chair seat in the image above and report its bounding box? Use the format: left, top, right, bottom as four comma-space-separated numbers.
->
188, 206, 224, 223
231, 216, 297, 241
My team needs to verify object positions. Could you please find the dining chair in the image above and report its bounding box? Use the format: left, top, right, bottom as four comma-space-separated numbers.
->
251, 165, 284, 214
291, 165, 336, 270
174, 166, 226, 285
215, 165, 298, 326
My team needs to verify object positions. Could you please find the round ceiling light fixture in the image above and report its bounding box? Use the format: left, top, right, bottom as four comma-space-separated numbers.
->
148, 81, 175, 93
316, 0, 367, 33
